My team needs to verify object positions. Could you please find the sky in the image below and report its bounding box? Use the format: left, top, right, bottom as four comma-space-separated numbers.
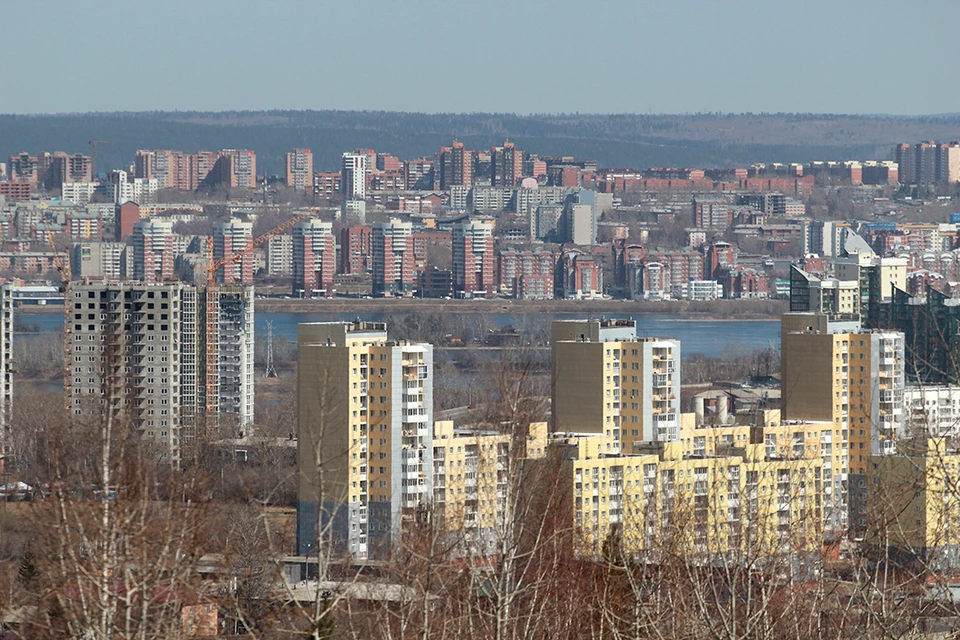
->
0, 0, 956, 116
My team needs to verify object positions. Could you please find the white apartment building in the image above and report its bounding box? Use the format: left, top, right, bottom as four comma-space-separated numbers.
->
904, 385, 960, 439
341, 153, 367, 200
265, 234, 293, 277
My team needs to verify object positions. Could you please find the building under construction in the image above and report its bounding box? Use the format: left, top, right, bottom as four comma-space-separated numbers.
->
0, 286, 13, 475
66, 280, 254, 463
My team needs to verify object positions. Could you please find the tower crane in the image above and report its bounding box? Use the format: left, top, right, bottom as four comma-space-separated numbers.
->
88, 140, 108, 178
199, 212, 314, 433
47, 234, 74, 410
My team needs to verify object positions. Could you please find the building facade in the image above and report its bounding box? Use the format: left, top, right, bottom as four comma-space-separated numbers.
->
66, 281, 254, 463
372, 219, 415, 296
286, 149, 314, 191
213, 218, 254, 284
297, 321, 433, 560
452, 220, 495, 298
292, 219, 336, 298
552, 319, 681, 453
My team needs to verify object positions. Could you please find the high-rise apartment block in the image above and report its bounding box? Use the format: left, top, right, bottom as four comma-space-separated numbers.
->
431, 420, 547, 551
296, 321, 433, 560
292, 219, 336, 298
135, 149, 255, 191
131, 220, 175, 282
403, 158, 435, 190
71, 242, 129, 280
491, 140, 524, 187
372, 219, 415, 296
264, 234, 293, 277
555, 248, 603, 299
780, 312, 905, 532
339, 225, 372, 275
0, 286, 13, 469
67, 281, 254, 463
285, 149, 314, 191
213, 219, 254, 284
497, 248, 555, 299
439, 141, 473, 190
552, 320, 681, 453
341, 153, 367, 200
893, 141, 960, 184
452, 220, 495, 298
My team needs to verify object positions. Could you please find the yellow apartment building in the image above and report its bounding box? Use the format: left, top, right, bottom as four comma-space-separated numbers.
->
552, 319, 680, 452
550, 434, 822, 560
868, 438, 960, 570
297, 321, 433, 561
781, 312, 904, 533
431, 420, 547, 554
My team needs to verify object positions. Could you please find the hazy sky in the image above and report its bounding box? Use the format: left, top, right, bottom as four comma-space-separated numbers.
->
1, 0, 956, 115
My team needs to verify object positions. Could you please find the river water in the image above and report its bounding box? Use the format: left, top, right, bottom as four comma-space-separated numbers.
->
19, 310, 780, 358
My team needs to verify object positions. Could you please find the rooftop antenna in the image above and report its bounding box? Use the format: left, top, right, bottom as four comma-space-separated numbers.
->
263, 320, 278, 378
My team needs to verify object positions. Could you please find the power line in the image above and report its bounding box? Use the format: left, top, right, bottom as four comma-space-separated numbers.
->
263, 320, 278, 378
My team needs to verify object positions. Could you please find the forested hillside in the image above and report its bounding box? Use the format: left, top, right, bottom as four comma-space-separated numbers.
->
3, 110, 960, 175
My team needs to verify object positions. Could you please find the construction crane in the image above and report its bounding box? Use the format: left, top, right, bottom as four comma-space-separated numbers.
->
199, 212, 313, 436
47, 234, 73, 411
88, 139, 108, 178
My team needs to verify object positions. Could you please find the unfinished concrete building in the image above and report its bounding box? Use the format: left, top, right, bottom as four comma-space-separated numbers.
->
66, 281, 254, 463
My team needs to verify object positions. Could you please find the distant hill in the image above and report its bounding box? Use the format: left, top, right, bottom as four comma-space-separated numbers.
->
4, 111, 960, 176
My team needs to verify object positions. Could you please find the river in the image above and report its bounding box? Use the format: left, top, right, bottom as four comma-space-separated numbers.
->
19, 311, 780, 358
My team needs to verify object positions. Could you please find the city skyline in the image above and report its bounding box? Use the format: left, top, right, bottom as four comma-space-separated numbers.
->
1, 0, 959, 115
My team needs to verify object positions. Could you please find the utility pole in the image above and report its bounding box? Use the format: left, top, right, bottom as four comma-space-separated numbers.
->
263, 320, 278, 378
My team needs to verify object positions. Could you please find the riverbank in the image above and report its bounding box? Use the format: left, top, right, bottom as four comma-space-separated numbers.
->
14, 297, 786, 319
251, 297, 787, 319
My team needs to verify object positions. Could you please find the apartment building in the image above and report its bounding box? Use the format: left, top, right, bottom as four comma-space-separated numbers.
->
67, 211, 103, 241
452, 219, 495, 298
262, 234, 291, 278
372, 219, 416, 296
550, 434, 821, 559
338, 225, 372, 275
903, 385, 960, 438
403, 158, 435, 190
0, 286, 13, 471
497, 248, 554, 298
781, 312, 905, 532
788, 267, 859, 315
692, 195, 733, 231
868, 438, 960, 570
431, 420, 547, 554
210, 150, 257, 190
439, 141, 473, 190
292, 219, 335, 298
70, 242, 129, 280
834, 252, 908, 314
296, 321, 433, 560
131, 220, 175, 282
66, 281, 254, 464
893, 141, 960, 185
285, 149, 314, 191
555, 248, 603, 299
491, 141, 524, 188
213, 218, 254, 284
341, 153, 367, 200
552, 319, 681, 453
